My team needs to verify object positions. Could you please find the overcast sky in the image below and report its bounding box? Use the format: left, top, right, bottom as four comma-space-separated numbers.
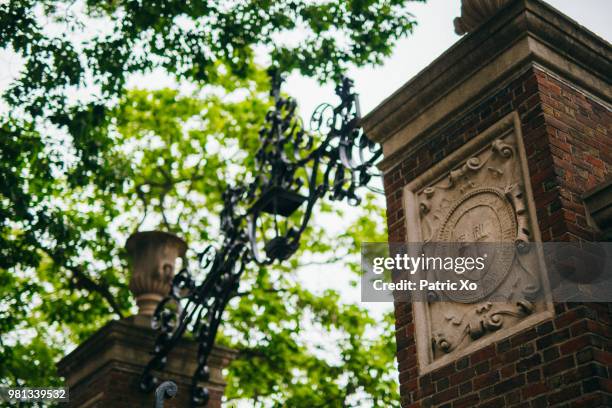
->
284, 0, 612, 123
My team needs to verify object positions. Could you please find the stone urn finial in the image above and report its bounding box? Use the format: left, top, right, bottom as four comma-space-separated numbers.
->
454, 0, 513, 35
126, 231, 187, 316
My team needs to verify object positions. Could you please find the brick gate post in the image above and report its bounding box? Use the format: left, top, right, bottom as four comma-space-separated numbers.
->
362, 1, 611, 406
57, 231, 236, 408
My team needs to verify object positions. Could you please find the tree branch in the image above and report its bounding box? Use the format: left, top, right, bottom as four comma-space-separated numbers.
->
296, 255, 345, 267
175, 157, 205, 226
44, 249, 125, 318
67, 264, 124, 318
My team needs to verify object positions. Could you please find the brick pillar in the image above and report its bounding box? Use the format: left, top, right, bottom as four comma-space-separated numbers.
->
57, 231, 236, 407
362, 0, 611, 407
57, 316, 235, 408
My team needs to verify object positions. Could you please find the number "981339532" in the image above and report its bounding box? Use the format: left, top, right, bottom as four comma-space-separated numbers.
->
0, 387, 69, 402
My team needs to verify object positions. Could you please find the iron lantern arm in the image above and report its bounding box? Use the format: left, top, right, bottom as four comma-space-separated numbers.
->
142, 71, 383, 407
140, 293, 200, 391
141, 239, 251, 402
190, 256, 247, 406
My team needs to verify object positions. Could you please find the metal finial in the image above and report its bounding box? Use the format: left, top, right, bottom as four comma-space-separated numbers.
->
155, 381, 178, 408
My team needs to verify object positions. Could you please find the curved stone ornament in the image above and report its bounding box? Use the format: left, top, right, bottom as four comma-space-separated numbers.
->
431, 300, 536, 354
505, 183, 531, 252
454, 0, 513, 35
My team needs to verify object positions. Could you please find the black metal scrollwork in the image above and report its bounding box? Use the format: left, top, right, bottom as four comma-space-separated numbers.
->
154, 381, 178, 408
141, 69, 382, 406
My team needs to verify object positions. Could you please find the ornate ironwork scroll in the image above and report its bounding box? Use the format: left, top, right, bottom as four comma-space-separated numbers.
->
154, 381, 178, 408
140, 69, 382, 406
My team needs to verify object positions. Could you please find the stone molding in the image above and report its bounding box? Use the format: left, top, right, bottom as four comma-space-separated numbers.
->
361, 0, 611, 170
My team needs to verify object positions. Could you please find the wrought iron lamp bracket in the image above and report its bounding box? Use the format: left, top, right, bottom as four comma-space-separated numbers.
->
141, 69, 382, 406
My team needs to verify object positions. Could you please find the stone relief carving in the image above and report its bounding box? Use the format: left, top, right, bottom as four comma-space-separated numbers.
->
413, 129, 548, 362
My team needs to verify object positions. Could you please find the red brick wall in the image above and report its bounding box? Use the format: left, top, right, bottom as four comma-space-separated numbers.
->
535, 70, 612, 241
66, 363, 224, 408
385, 66, 612, 407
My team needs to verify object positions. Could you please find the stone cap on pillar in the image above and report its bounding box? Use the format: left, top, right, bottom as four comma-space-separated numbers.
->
454, 0, 514, 35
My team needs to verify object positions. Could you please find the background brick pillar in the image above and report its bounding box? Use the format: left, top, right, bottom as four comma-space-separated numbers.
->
57, 316, 235, 408
57, 231, 236, 407
362, 0, 611, 407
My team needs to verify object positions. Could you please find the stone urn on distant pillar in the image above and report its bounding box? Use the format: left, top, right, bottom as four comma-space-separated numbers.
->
126, 231, 188, 316
454, 0, 513, 35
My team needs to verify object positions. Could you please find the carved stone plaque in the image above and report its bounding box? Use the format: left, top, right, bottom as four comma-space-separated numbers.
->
404, 113, 553, 372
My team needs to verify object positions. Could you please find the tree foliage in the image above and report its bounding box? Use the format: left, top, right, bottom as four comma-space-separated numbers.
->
0, 0, 424, 405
